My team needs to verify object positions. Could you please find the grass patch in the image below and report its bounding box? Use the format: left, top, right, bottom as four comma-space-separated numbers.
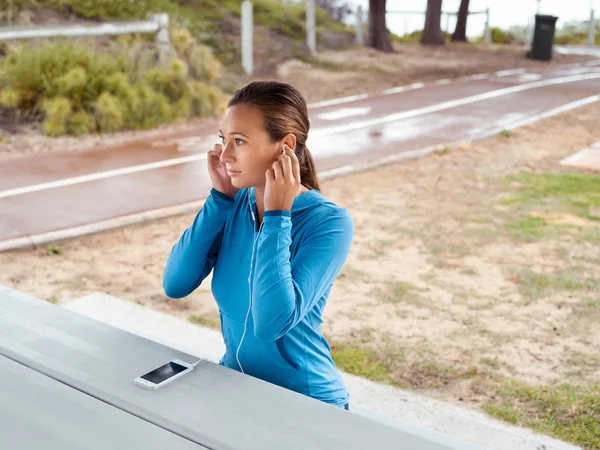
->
565, 350, 600, 378
504, 215, 556, 241
189, 315, 220, 329
500, 129, 512, 138
508, 268, 599, 301
331, 345, 391, 383
46, 245, 64, 255
377, 280, 428, 307
45, 295, 58, 304
434, 145, 453, 155
504, 172, 600, 222
335, 337, 600, 448
485, 380, 600, 449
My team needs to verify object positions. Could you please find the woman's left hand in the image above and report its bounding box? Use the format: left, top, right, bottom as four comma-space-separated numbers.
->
265, 144, 301, 212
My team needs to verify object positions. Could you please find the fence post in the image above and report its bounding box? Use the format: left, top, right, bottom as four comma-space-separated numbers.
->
306, 0, 316, 53
241, 1, 253, 75
484, 8, 491, 44
356, 5, 364, 46
153, 13, 172, 64
589, 8, 596, 46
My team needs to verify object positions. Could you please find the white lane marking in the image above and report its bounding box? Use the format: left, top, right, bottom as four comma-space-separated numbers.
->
310, 72, 600, 137
0, 154, 207, 200
468, 74, 489, 80
476, 94, 600, 136
317, 107, 372, 121
495, 68, 526, 77
518, 73, 542, 82
436, 79, 451, 85
382, 86, 409, 95
2, 72, 599, 200
308, 93, 370, 108
308, 74, 488, 108
152, 136, 211, 152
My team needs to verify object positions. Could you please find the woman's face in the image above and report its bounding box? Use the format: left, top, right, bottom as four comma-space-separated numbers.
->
218, 104, 284, 189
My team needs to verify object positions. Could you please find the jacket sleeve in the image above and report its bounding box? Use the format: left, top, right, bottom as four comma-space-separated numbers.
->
250, 208, 354, 341
163, 188, 235, 299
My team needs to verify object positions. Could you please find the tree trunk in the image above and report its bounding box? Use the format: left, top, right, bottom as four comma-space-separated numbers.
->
368, 0, 394, 52
420, 0, 444, 45
451, 0, 470, 42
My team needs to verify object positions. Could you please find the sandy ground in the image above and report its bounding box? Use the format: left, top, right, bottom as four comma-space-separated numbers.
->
2, 96, 599, 412
0, 43, 591, 162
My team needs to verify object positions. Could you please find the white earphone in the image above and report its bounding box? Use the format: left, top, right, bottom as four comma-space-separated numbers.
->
236, 189, 263, 374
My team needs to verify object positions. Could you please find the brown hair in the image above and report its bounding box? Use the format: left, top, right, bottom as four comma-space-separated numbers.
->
227, 81, 321, 192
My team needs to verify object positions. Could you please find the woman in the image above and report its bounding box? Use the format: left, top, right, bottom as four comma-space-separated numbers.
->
163, 81, 354, 410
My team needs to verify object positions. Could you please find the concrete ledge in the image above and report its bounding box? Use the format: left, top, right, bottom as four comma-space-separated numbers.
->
64, 292, 581, 450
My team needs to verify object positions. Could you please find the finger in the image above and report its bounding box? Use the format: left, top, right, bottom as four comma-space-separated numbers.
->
280, 153, 293, 181
287, 146, 301, 181
266, 168, 275, 182
272, 160, 283, 180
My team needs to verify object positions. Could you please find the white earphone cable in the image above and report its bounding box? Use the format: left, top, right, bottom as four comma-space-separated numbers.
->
236, 190, 263, 373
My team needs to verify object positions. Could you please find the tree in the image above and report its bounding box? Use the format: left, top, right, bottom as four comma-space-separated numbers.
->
368, 0, 394, 52
421, 0, 444, 45
451, 0, 470, 42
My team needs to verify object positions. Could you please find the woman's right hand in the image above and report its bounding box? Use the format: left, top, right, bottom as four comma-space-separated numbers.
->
207, 143, 239, 198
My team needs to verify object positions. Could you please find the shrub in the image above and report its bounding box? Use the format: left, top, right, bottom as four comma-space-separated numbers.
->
95, 92, 124, 133
0, 35, 225, 136
0, 87, 21, 109
67, 110, 95, 135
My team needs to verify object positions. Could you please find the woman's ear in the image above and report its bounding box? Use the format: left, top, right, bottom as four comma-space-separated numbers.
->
282, 133, 297, 152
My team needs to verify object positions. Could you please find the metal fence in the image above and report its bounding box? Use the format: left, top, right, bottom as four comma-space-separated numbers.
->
0, 3, 499, 77
0, 13, 172, 62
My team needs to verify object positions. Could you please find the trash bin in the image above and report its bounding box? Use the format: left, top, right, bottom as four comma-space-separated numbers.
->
527, 14, 558, 61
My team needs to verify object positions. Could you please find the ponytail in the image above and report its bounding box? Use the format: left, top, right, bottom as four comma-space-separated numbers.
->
297, 146, 321, 192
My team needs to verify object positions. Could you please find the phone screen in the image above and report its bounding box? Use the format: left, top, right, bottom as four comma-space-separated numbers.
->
140, 361, 188, 385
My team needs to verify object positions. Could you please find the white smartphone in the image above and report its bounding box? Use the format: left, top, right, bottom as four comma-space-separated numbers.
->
134, 359, 194, 390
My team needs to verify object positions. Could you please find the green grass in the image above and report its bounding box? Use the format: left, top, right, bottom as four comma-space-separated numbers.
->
485, 380, 600, 449
378, 280, 426, 306
504, 172, 600, 221
504, 216, 553, 240
331, 345, 391, 383
189, 315, 220, 329
500, 129, 512, 138
332, 339, 599, 447
46, 245, 63, 255
509, 268, 599, 301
